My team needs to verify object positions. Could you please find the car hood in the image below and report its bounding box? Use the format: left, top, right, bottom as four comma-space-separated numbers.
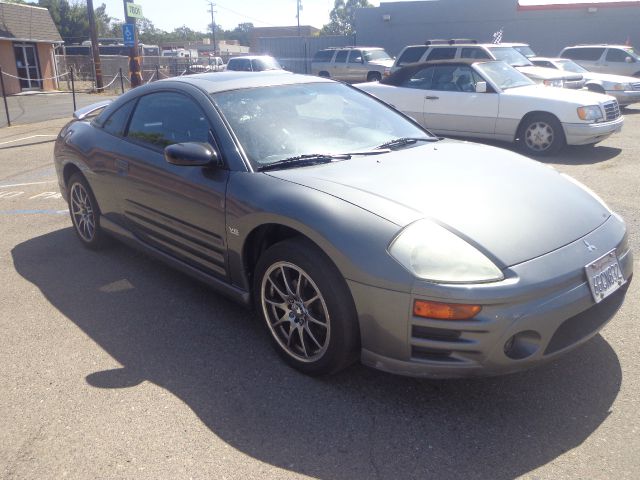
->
517, 65, 582, 81
266, 141, 610, 267
502, 84, 616, 105
583, 71, 639, 85
368, 59, 395, 68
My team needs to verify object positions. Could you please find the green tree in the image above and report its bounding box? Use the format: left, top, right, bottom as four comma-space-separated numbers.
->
321, 0, 372, 36
37, 1, 111, 43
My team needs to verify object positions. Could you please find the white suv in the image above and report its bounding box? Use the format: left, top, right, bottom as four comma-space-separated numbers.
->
392, 40, 585, 89
560, 45, 640, 78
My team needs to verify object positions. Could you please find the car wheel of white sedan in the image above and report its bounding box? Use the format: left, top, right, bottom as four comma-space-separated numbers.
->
254, 238, 360, 376
518, 113, 566, 156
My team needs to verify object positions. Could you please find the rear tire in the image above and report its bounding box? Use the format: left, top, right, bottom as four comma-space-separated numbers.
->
253, 238, 359, 376
67, 172, 109, 250
517, 113, 566, 156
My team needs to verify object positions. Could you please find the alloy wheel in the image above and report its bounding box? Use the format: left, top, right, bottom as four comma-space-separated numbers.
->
524, 121, 554, 152
70, 182, 96, 242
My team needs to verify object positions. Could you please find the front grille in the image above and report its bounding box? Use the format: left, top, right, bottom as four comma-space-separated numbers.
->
631, 82, 640, 91
603, 100, 621, 121
544, 280, 630, 355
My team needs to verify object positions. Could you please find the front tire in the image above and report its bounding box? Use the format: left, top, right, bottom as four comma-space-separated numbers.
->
253, 238, 359, 376
367, 72, 382, 82
517, 113, 566, 156
67, 172, 108, 249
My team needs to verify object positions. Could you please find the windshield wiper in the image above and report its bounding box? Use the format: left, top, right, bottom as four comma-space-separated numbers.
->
257, 153, 350, 171
375, 137, 439, 150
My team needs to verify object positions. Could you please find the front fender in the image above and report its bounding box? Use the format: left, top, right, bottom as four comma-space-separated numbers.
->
225, 171, 414, 293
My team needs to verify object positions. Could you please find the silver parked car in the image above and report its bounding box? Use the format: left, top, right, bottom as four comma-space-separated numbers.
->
55, 72, 632, 378
560, 45, 640, 77
311, 46, 394, 82
532, 57, 640, 106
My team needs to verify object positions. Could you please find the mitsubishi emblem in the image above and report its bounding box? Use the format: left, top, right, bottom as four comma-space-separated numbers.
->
584, 240, 597, 252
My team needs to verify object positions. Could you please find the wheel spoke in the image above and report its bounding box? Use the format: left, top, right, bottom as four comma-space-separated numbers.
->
265, 298, 287, 310
297, 328, 308, 357
267, 276, 288, 301
303, 294, 319, 307
307, 313, 328, 328
304, 324, 322, 350
295, 269, 302, 297
280, 266, 294, 295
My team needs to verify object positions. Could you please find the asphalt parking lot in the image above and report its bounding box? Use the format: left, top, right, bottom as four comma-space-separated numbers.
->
1, 108, 639, 480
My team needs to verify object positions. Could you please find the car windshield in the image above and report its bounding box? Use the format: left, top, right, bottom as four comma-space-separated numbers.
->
487, 46, 533, 67
476, 61, 534, 90
363, 50, 392, 62
211, 82, 431, 169
555, 59, 588, 74
513, 45, 536, 58
252, 57, 281, 71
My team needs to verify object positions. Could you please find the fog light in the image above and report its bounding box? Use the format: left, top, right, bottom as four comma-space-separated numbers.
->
504, 330, 541, 360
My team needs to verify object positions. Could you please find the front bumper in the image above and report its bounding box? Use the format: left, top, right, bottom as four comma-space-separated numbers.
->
606, 90, 640, 107
350, 216, 632, 378
563, 116, 624, 146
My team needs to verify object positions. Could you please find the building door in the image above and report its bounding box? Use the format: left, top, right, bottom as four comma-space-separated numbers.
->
13, 43, 42, 90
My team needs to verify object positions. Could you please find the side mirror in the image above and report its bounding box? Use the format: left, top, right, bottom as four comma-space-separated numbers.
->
625, 56, 634, 63
164, 142, 220, 167
475, 81, 487, 93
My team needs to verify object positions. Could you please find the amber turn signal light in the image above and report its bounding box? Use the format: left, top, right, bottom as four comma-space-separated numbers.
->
413, 300, 482, 320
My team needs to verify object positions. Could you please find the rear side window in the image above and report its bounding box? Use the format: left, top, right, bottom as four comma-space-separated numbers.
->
335, 50, 348, 63
397, 46, 428, 66
400, 66, 436, 89
348, 50, 363, 63
426, 47, 456, 61
561, 48, 604, 61
102, 100, 135, 137
313, 50, 335, 63
606, 48, 632, 62
461, 47, 491, 59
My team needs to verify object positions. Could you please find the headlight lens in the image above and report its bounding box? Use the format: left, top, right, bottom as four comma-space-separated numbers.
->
577, 105, 604, 122
388, 219, 504, 283
544, 79, 564, 88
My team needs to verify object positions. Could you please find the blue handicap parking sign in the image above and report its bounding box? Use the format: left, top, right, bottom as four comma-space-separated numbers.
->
123, 24, 135, 47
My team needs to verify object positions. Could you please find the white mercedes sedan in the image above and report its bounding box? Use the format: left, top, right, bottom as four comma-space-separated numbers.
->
357, 60, 624, 156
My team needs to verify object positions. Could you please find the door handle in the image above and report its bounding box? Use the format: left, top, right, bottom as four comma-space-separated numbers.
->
425, 96, 439, 100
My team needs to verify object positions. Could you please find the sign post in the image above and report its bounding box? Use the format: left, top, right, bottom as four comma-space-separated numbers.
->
122, 0, 143, 87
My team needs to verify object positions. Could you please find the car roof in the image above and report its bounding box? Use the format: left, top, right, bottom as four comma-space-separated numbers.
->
402, 59, 499, 67
228, 55, 276, 60
531, 57, 565, 62
156, 71, 333, 94
563, 44, 629, 49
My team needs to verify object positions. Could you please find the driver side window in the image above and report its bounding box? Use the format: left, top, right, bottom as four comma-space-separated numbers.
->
401, 66, 436, 89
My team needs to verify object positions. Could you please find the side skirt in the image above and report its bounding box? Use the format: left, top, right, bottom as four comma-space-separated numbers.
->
100, 216, 251, 307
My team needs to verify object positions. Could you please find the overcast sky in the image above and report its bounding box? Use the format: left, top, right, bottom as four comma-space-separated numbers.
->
97, 1, 635, 34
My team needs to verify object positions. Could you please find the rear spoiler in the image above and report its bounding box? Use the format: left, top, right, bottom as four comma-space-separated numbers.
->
73, 99, 113, 120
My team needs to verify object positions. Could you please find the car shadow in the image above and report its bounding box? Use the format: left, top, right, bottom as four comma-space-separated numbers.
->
12, 228, 622, 480
463, 138, 622, 165
621, 106, 640, 115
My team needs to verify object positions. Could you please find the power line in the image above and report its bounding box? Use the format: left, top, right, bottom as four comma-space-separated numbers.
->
214, 3, 279, 27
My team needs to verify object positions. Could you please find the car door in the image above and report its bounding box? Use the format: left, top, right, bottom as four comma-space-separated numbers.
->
568, 47, 606, 72
603, 48, 638, 76
346, 50, 365, 82
332, 50, 349, 80
422, 65, 499, 137
118, 89, 230, 279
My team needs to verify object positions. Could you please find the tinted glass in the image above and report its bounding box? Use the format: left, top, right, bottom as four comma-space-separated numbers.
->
487, 47, 532, 66
252, 57, 281, 71
606, 48, 632, 62
212, 83, 430, 169
430, 65, 479, 92
313, 50, 335, 62
532, 60, 555, 69
397, 46, 428, 66
461, 47, 491, 59
555, 60, 587, 73
475, 61, 534, 90
335, 50, 348, 63
400, 66, 436, 89
363, 50, 392, 62
348, 50, 363, 63
561, 48, 604, 61
228, 58, 251, 71
426, 47, 456, 61
127, 93, 210, 148
103, 100, 135, 136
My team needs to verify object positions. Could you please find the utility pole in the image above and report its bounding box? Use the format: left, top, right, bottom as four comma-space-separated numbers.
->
296, 0, 302, 36
86, 0, 104, 91
207, 2, 217, 55
123, 0, 142, 87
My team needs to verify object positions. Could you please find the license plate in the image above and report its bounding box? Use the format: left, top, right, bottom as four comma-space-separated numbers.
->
585, 249, 625, 303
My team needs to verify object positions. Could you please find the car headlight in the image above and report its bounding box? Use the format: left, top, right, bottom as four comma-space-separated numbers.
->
388, 219, 504, 283
612, 83, 626, 91
544, 79, 564, 88
577, 105, 604, 122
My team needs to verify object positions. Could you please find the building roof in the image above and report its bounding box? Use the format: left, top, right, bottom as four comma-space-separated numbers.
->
0, 2, 62, 43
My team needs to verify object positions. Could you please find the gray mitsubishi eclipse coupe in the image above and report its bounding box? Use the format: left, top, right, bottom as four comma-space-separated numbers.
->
54, 71, 633, 377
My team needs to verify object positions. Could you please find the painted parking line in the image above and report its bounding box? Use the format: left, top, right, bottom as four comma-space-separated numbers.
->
0, 134, 57, 146
0, 180, 57, 188
0, 209, 68, 215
